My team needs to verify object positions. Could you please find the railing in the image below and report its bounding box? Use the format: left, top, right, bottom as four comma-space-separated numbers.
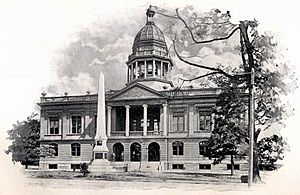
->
147, 131, 162, 136
40, 91, 116, 103
129, 131, 143, 136
110, 130, 163, 137
128, 50, 169, 61
163, 88, 221, 97
110, 132, 126, 136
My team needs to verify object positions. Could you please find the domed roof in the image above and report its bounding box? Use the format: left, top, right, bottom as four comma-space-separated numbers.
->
133, 21, 166, 47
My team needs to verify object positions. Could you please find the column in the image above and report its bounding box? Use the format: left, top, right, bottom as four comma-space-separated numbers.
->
107, 106, 112, 137
144, 61, 147, 79
162, 103, 168, 136
40, 112, 47, 139
135, 61, 138, 79
125, 105, 130, 137
188, 105, 194, 137
143, 104, 148, 136
131, 64, 134, 81
59, 117, 62, 135
81, 115, 84, 134
161, 61, 164, 77
152, 60, 156, 77
84, 112, 92, 138
111, 107, 116, 132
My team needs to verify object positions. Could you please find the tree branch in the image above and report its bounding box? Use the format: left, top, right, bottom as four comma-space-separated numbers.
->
262, 123, 273, 132
175, 9, 240, 45
172, 38, 235, 78
179, 71, 221, 82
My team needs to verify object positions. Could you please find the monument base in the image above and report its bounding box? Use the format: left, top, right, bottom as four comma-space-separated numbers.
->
89, 159, 116, 173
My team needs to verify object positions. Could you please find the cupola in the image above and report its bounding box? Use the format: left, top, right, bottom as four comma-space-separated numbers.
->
126, 6, 173, 88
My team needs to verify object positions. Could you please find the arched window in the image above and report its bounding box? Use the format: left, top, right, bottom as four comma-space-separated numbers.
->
113, 143, 124, 162
130, 142, 141, 162
199, 142, 208, 155
71, 143, 80, 156
148, 142, 160, 162
50, 143, 58, 156
172, 141, 184, 155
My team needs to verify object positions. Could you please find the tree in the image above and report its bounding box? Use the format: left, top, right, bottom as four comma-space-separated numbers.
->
206, 84, 248, 176
258, 135, 288, 170
80, 163, 89, 177
153, 5, 295, 182
5, 113, 55, 168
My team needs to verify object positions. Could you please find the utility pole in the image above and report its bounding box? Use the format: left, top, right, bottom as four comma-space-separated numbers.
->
248, 67, 255, 187
239, 21, 255, 188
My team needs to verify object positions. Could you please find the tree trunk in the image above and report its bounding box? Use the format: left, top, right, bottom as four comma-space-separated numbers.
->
253, 140, 261, 182
230, 154, 234, 176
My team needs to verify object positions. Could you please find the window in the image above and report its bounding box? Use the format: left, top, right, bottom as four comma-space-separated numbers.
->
132, 119, 137, 131
94, 115, 97, 129
199, 142, 208, 155
49, 164, 58, 169
94, 152, 107, 159
199, 164, 211, 170
50, 143, 58, 156
139, 61, 145, 78
155, 61, 161, 76
172, 141, 184, 155
227, 164, 240, 170
71, 164, 80, 170
71, 143, 81, 156
95, 153, 103, 159
199, 112, 211, 131
172, 164, 184, 169
71, 116, 82, 134
49, 117, 59, 134
147, 61, 153, 76
173, 113, 184, 132
162, 62, 168, 76
153, 119, 159, 131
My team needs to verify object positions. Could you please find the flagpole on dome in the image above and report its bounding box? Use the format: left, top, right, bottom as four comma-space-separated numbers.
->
146, 5, 155, 24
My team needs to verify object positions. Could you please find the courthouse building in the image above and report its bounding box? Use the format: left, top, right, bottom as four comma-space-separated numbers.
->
38, 8, 247, 172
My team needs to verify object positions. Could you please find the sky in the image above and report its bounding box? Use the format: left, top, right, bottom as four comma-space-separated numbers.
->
0, 0, 300, 194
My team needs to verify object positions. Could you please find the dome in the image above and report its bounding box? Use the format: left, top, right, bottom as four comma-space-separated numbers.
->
133, 21, 166, 47
128, 21, 169, 62
125, 6, 174, 88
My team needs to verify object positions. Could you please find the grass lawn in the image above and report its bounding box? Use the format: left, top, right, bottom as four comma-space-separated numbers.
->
25, 170, 246, 184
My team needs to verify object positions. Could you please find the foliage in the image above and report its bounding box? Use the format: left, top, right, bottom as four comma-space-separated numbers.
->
5, 113, 55, 168
206, 85, 248, 175
258, 135, 288, 170
80, 163, 89, 177
155, 5, 296, 182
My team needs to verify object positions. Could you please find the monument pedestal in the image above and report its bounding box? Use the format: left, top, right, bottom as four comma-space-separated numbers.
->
89, 139, 115, 173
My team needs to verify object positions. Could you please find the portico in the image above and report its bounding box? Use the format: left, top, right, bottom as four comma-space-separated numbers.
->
107, 102, 168, 137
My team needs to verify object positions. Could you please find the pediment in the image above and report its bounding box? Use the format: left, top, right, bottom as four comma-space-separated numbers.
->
107, 83, 166, 101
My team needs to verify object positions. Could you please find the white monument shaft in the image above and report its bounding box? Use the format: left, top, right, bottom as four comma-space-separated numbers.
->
95, 71, 107, 140
93, 71, 108, 154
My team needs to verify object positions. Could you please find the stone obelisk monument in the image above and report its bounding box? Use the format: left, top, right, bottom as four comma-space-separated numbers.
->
90, 71, 112, 171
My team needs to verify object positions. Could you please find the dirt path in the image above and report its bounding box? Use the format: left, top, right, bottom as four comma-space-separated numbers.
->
25, 177, 249, 191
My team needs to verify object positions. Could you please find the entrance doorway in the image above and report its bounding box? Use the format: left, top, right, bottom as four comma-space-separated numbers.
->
148, 142, 160, 161
113, 143, 124, 162
130, 142, 141, 162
